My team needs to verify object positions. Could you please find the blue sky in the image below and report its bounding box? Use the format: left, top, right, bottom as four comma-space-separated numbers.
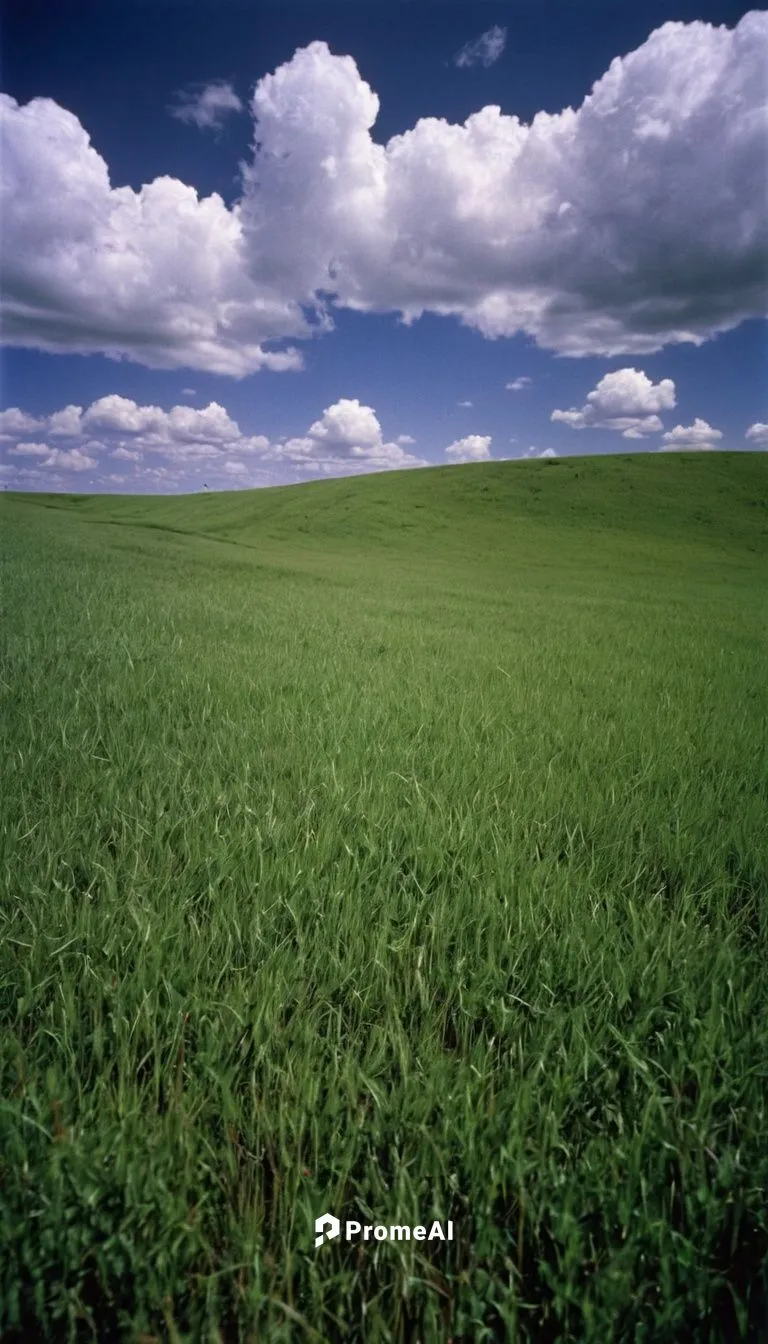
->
1, 0, 766, 492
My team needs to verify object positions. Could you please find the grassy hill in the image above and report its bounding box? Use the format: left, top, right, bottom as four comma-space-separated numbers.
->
1, 453, 767, 1341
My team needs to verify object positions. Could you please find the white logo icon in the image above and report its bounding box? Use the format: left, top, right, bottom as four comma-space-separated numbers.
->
314, 1212, 340, 1248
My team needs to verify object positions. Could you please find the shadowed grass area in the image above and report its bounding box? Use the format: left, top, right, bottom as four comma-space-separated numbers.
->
1, 453, 767, 1341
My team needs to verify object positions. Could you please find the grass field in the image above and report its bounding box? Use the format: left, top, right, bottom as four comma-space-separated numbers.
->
1, 451, 767, 1342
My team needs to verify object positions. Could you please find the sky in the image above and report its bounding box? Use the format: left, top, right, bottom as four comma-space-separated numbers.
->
1, 0, 766, 493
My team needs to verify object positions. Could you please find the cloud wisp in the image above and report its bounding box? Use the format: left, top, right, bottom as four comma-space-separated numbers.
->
453, 25, 508, 70
170, 81, 243, 131
1, 13, 766, 374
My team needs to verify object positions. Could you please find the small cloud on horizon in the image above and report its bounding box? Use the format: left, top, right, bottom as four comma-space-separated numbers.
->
658, 418, 722, 451
522, 445, 558, 459
745, 422, 768, 448
445, 434, 492, 463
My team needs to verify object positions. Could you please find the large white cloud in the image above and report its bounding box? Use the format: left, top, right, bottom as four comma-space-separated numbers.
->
1, 14, 767, 372
0, 96, 306, 376
552, 367, 676, 437
659, 418, 722, 450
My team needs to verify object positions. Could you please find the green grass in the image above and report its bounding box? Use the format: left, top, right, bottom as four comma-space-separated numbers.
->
1, 452, 767, 1342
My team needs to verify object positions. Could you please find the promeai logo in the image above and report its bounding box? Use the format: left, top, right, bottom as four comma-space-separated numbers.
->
314, 1213, 454, 1247
315, 1213, 341, 1248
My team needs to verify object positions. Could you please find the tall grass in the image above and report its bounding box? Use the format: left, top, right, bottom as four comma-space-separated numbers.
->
1, 453, 767, 1341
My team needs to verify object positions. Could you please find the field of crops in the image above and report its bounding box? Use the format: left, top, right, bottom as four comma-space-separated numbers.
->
1, 452, 767, 1341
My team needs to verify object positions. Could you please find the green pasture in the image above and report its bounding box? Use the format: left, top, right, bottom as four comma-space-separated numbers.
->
1, 452, 766, 1340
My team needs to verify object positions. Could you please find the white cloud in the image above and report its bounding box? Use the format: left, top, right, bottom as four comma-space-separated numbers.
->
396, 433, 416, 445
0, 408, 43, 438
745, 422, 768, 448
0, 394, 422, 483
0, 95, 305, 376
522, 445, 558, 459
170, 81, 243, 131
552, 368, 676, 437
8, 440, 50, 457
457, 399, 473, 407
181, 388, 196, 397
454, 26, 507, 70
48, 405, 83, 436
659, 417, 722, 450
445, 434, 492, 463
2, 15, 766, 372
82, 395, 242, 451
506, 377, 532, 391
277, 398, 425, 473
45, 447, 98, 471
9, 444, 97, 472
236, 20, 768, 356
83, 395, 165, 436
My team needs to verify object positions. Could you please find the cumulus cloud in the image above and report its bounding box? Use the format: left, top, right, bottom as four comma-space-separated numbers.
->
445, 434, 492, 463
506, 377, 532, 391
0, 394, 422, 484
44, 447, 98, 471
276, 398, 425, 473
659, 417, 722, 450
552, 368, 676, 437
7, 439, 96, 470
0, 408, 44, 438
2, 15, 767, 373
745, 422, 768, 448
457, 399, 473, 407
83, 394, 243, 445
0, 397, 265, 477
454, 26, 508, 70
48, 405, 84, 436
0, 95, 305, 375
170, 81, 243, 131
